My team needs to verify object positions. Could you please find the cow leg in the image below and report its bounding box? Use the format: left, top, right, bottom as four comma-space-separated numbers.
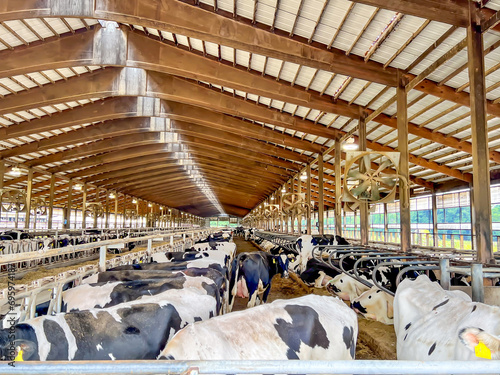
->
247, 290, 259, 308
261, 284, 272, 304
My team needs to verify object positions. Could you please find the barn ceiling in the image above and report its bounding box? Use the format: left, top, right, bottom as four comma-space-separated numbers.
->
0, 0, 499, 217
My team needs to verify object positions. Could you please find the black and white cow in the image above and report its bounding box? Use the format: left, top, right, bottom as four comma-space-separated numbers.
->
295, 235, 350, 273
351, 286, 394, 325
394, 275, 500, 360
229, 252, 290, 311
109, 259, 227, 279
152, 250, 231, 269
299, 258, 342, 288
82, 268, 227, 315
62, 275, 220, 312
159, 294, 358, 360
0, 288, 217, 361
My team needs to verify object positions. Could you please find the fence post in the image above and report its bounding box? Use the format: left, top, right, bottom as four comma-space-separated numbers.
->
147, 238, 152, 262
451, 234, 455, 249
460, 235, 464, 250
439, 259, 450, 290
471, 263, 484, 303
99, 245, 107, 272
442, 234, 446, 246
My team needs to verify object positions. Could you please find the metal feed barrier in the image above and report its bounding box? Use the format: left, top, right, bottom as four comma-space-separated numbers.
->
0, 228, 219, 322
254, 230, 500, 303
2, 359, 500, 375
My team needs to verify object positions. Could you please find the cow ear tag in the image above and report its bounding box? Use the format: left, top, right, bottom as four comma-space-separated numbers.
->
475, 341, 492, 359
14, 347, 23, 362
273, 259, 276, 264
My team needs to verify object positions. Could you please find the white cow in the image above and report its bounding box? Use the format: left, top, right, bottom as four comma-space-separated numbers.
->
394, 275, 500, 361
326, 273, 371, 302
351, 286, 394, 325
159, 294, 358, 360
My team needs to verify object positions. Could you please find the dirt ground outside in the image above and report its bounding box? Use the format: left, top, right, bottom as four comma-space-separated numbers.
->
231, 236, 396, 360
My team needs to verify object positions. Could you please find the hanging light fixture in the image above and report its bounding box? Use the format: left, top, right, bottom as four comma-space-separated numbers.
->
9, 166, 22, 177
281, 187, 286, 193
300, 173, 307, 180
74, 183, 83, 191
109, 192, 115, 199
148, 203, 152, 208
342, 137, 358, 151
132, 198, 137, 204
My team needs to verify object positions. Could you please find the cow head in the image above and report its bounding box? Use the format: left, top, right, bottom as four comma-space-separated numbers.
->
459, 327, 500, 360
0, 332, 37, 362
350, 287, 394, 325
326, 274, 371, 301
276, 254, 290, 279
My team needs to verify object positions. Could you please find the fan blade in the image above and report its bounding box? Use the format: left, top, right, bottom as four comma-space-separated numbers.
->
347, 170, 367, 180
374, 175, 398, 187
373, 159, 393, 176
371, 181, 380, 201
362, 155, 372, 172
350, 179, 371, 197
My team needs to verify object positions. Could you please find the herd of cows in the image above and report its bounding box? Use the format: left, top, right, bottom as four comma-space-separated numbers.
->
0, 228, 498, 364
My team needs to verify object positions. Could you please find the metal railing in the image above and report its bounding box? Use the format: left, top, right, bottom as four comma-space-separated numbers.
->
2, 360, 500, 374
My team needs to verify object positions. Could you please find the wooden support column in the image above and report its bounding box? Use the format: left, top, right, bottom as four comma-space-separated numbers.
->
48, 174, 55, 229
122, 195, 127, 228
114, 194, 119, 228
468, 3, 493, 263
359, 113, 369, 245
24, 169, 33, 229
397, 73, 411, 252
81, 183, 87, 229
65, 179, 73, 230
306, 164, 312, 235
383, 203, 389, 241
335, 139, 342, 236
105, 191, 109, 228
0, 160, 4, 226
432, 188, 438, 247
318, 154, 324, 235
297, 173, 302, 234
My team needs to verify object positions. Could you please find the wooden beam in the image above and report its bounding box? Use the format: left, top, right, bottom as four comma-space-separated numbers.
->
398, 73, 411, 252
0, 1, 398, 85
348, 0, 470, 27
467, 4, 493, 264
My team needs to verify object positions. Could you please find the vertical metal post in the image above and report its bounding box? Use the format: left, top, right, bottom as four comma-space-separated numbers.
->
48, 174, 55, 230
318, 154, 324, 235
467, 6, 492, 263
359, 112, 369, 245
439, 259, 450, 290
147, 238, 152, 262
99, 245, 107, 273
24, 169, 33, 229
65, 180, 73, 230
432, 188, 438, 247
397, 73, 411, 251
335, 138, 342, 237
81, 183, 87, 229
306, 164, 312, 235
471, 263, 484, 303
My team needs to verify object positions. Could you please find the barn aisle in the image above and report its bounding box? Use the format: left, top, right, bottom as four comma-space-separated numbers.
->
230, 236, 393, 359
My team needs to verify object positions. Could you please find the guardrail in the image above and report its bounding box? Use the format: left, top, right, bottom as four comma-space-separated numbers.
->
3, 359, 500, 374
